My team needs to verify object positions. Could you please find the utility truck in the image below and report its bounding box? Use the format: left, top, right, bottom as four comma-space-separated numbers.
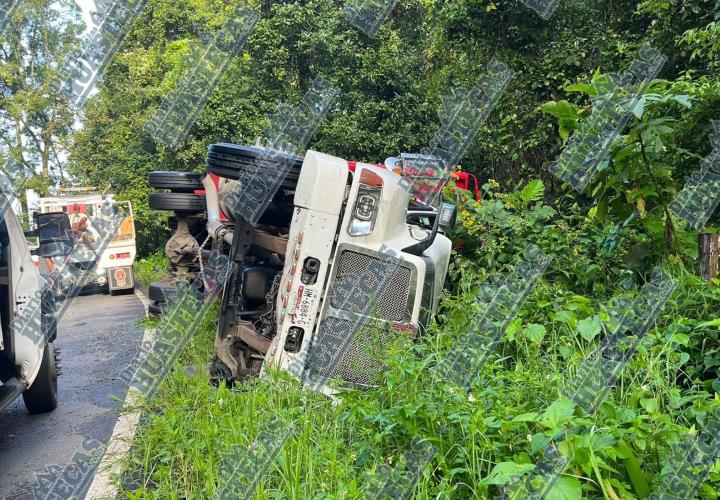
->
33, 190, 137, 294
148, 145, 456, 393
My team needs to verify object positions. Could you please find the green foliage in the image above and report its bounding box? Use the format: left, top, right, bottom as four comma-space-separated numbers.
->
67, 0, 673, 254
120, 181, 720, 498
133, 250, 169, 287
541, 69, 719, 261
448, 179, 640, 296
0, 0, 83, 185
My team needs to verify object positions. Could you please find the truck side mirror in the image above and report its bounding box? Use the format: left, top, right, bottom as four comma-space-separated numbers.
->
37, 212, 74, 258
437, 203, 457, 231
403, 203, 457, 256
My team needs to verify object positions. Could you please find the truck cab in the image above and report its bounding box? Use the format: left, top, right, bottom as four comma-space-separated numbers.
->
261, 152, 452, 391
33, 192, 137, 295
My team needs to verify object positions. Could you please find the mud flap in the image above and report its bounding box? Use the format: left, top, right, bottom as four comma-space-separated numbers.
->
108, 266, 134, 291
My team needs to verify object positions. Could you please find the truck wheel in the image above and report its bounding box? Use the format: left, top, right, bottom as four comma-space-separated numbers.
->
206, 143, 303, 190
148, 171, 204, 192
148, 301, 165, 315
149, 192, 206, 213
22, 342, 59, 414
148, 279, 177, 303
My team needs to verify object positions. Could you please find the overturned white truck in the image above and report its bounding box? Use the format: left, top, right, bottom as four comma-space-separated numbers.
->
149, 145, 456, 392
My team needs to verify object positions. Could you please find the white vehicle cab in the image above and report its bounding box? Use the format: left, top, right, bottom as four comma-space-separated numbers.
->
0, 198, 73, 414
151, 145, 456, 393
35, 191, 137, 294
263, 152, 453, 390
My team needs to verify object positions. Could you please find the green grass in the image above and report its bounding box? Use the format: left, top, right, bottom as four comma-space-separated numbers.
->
123, 305, 361, 498
133, 251, 169, 288
117, 213, 720, 500
117, 259, 720, 498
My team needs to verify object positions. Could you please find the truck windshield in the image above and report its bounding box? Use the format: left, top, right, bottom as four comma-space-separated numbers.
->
64, 201, 134, 250
110, 202, 135, 242
401, 154, 449, 206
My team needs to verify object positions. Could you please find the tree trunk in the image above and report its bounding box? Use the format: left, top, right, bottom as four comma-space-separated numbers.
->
699, 233, 720, 283
41, 135, 51, 179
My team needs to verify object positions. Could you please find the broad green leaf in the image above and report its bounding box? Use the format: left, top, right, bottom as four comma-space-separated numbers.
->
531, 432, 551, 453
670, 94, 693, 108
632, 98, 645, 119
558, 345, 574, 359
565, 82, 595, 94
520, 179, 545, 205
479, 461, 535, 485
538, 100, 579, 120
553, 310, 577, 329
512, 412, 539, 423
505, 318, 522, 342
523, 323, 547, 343
678, 352, 690, 365
613, 143, 639, 162
640, 398, 658, 413
546, 476, 582, 500
540, 397, 575, 428
670, 333, 690, 346
577, 316, 602, 342
559, 118, 576, 141
698, 319, 720, 328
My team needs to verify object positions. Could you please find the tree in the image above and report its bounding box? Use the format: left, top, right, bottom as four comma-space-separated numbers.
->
0, 0, 83, 193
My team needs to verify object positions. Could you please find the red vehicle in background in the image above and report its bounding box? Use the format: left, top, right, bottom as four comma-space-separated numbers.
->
378, 155, 481, 202
451, 171, 481, 201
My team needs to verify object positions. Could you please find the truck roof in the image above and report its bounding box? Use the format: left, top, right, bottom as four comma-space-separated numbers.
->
38, 193, 117, 206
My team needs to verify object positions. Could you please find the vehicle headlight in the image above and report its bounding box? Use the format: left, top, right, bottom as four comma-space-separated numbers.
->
349, 169, 383, 237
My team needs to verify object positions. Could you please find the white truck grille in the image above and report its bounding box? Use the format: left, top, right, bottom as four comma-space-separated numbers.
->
329, 250, 411, 322
309, 249, 414, 386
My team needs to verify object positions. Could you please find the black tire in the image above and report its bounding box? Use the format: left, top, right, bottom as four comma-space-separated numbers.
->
148, 280, 177, 303
148, 302, 165, 315
22, 342, 59, 414
206, 143, 303, 190
149, 192, 206, 213
209, 143, 303, 165
206, 155, 301, 189
148, 171, 205, 192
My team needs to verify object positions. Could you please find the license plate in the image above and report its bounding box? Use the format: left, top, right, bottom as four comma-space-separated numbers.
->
109, 266, 134, 290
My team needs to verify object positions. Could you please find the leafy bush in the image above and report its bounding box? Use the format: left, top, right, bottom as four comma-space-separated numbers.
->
133, 250, 169, 287
448, 179, 642, 296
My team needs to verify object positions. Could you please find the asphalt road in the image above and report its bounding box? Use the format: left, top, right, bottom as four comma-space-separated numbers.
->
0, 291, 146, 500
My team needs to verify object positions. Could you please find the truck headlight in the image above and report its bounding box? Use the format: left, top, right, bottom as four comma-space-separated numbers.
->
348, 169, 384, 236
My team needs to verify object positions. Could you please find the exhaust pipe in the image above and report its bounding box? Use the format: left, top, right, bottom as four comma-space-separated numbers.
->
202, 174, 223, 237
202, 175, 234, 246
